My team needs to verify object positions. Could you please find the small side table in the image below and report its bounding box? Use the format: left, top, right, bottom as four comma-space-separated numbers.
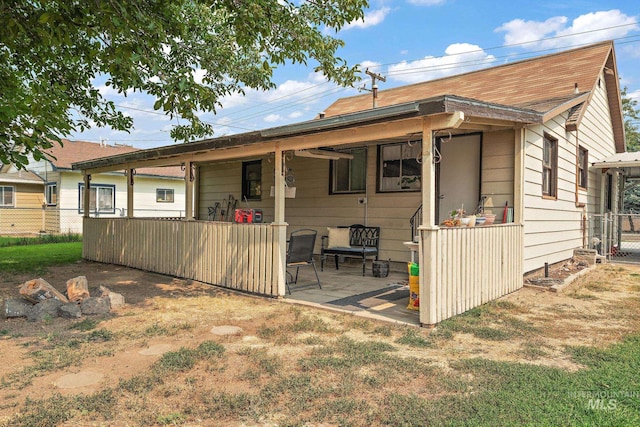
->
403, 241, 419, 264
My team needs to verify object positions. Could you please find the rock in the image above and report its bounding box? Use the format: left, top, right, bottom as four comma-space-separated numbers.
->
66, 276, 90, 302
80, 297, 111, 315
27, 299, 63, 322
3, 297, 33, 318
106, 291, 125, 308
99, 285, 125, 308
20, 278, 68, 303
528, 277, 563, 287
59, 303, 82, 319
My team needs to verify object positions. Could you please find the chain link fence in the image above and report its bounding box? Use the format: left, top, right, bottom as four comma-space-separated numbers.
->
588, 213, 640, 263
0, 208, 185, 236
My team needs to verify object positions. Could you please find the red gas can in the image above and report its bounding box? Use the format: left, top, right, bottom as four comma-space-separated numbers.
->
234, 209, 263, 223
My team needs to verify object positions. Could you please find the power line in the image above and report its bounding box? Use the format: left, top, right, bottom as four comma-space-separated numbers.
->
94, 23, 640, 138
219, 32, 640, 127
383, 36, 640, 79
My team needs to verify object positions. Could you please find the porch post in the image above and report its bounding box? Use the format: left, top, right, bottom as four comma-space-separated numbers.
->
83, 173, 91, 219
418, 117, 439, 325
193, 164, 200, 220
126, 168, 134, 218
184, 161, 194, 220
600, 171, 607, 214
514, 127, 525, 224
272, 145, 287, 296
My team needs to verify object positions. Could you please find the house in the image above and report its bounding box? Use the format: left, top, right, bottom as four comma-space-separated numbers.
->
72, 41, 624, 325
1, 139, 186, 234
0, 166, 45, 234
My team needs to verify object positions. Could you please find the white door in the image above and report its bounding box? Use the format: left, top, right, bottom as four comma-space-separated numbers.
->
437, 134, 482, 224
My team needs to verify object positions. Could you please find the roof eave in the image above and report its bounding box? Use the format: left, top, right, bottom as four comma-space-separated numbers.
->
72, 95, 541, 171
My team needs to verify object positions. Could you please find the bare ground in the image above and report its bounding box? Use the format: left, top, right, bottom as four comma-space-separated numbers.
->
1, 260, 640, 424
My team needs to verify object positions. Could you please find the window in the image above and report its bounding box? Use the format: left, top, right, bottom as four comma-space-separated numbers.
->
378, 141, 422, 192
242, 160, 262, 201
542, 134, 558, 198
578, 146, 588, 189
0, 186, 14, 207
330, 148, 367, 194
78, 184, 115, 213
46, 183, 57, 205
156, 188, 174, 203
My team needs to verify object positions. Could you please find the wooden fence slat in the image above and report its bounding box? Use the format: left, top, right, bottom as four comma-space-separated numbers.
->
83, 219, 280, 297
427, 224, 524, 324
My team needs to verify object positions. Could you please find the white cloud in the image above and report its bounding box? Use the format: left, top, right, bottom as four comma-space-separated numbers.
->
495, 10, 639, 50
407, 0, 446, 5
192, 68, 206, 85
96, 83, 124, 98
629, 89, 640, 103
264, 114, 281, 123
343, 7, 391, 30
495, 16, 567, 46
288, 111, 303, 119
360, 60, 381, 70
388, 43, 496, 84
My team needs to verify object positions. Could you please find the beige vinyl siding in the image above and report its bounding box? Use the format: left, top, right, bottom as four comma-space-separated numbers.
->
14, 183, 44, 208
578, 73, 617, 214
480, 129, 515, 215
197, 147, 422, 262
523, 116, 582, 272
198, 133, 515, 264
0, 183, 44, 234
522, 72, 616, 273
198, 160, 275, 222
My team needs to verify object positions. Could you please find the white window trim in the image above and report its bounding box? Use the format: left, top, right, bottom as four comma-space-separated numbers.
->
156, 188, 175, 203
46, 182, 58, 206
330, 147, 367, 194
78, 183, 116, 214
378, 141, 422, 193
0, 186, 15, 207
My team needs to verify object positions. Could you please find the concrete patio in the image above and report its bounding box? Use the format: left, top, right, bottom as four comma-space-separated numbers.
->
283, 260, 421, 326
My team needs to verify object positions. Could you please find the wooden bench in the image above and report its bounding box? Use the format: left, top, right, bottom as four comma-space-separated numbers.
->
320, 224, 380, 276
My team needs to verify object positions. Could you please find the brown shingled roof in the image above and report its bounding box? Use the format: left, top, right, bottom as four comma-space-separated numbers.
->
46, 139, 184, 178
324, 41, 614, 117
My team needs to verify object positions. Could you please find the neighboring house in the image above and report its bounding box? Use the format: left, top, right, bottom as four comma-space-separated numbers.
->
0, 166, 45, 234
7, 140, 186, 234
73, 41, 624, 325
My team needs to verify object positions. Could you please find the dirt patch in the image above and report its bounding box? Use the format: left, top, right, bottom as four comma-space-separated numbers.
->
1, 260, 640, 424
523, 256, 593, 286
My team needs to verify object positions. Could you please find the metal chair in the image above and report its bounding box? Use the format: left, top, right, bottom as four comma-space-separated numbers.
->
286, 229, 321, 294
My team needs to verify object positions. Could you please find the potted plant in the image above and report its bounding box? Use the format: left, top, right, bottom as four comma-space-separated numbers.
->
401, 175, 420, 189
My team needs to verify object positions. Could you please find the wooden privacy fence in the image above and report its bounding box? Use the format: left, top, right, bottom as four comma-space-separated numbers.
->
83, 218, 283, 296
419, 223, 523, 325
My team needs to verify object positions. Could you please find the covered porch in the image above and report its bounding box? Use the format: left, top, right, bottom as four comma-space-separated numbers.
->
75, 95, 531, 325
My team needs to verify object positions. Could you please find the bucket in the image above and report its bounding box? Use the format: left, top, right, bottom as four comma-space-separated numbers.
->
372, 260, 390, 278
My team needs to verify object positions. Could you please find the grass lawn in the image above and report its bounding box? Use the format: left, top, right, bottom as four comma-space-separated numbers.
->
0, 242, 83, 274
1, 259, 640, 425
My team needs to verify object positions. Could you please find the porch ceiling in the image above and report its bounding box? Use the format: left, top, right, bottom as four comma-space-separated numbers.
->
72, 95, 541, 174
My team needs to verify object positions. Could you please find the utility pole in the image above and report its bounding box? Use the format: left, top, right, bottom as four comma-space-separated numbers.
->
365, 68, 386, 108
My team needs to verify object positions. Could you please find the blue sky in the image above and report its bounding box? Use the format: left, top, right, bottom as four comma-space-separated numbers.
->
70, 0, 640, 149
